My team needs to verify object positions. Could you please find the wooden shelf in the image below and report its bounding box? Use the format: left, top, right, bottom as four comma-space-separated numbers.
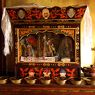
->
0, 84, 95, 95
19, 61, 77, 64
17, 61, 78, 67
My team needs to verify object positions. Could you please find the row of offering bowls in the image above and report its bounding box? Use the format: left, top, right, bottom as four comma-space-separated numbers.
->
0, 76, 95, 85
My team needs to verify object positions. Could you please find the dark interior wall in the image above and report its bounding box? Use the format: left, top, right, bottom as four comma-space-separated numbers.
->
0, 0, 6, 76
0, 0, 22, 77
0, 0, 3, 75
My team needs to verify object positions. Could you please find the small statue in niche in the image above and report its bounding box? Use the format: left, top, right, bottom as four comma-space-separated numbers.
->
20, 35, 37, 57
26, 36, 37, 57
20, 38, 28, 57
57, 36, 73, 62
46, 38, 56, 56
26, 44, 35, 57
43, 35, 56, 57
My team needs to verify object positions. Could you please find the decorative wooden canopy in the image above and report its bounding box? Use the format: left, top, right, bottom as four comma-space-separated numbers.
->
6, 5, 87, 21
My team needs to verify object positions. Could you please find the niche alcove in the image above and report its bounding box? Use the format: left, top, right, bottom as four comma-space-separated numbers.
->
1, 4, 86, 82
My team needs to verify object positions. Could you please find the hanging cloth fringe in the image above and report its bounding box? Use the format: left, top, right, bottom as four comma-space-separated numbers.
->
1, 8, 13, 56
81, 6, 92, 67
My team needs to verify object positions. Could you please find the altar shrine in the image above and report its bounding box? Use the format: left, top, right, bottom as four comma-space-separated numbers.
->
1, 4, 87, 85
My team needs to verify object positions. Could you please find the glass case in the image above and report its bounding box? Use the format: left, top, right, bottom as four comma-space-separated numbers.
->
16, 28, 77, 64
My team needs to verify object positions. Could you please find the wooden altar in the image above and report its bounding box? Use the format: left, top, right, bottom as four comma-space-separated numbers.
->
1, 5, 87, 79
0, 4, 91, 93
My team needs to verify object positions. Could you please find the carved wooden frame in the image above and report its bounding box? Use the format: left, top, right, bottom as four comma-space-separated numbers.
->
14, 26, 80, 66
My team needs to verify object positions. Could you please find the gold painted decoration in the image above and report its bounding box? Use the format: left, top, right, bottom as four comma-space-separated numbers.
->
42, 8, 50, 19
18, 9, 25, 19
67, 8, 75, 18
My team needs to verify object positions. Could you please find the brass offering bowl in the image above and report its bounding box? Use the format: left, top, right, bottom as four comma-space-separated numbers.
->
83, 77, 95, 85
10, 77, 22, 84
81, 67, 91, 77
25, 77, 37, 85
40, 77, 51, 85
54, 77, 67, 85
70, 78, 84, 85
0, 76, 7, 84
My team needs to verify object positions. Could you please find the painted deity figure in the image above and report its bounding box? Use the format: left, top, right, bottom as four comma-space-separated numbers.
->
43, 35, 56, 57
20, 36, 37, 57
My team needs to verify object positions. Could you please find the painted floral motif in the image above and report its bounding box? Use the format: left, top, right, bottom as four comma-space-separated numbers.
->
20, 68, 28, 77
66, 68, 76, 77
60, 8, 67, 18
7, 9, 17, 20
75, 8, 85, 18
25, 10, 32, 20
26, 8, 42, 19
28, 68, 35, 77
19, 66, 77, 78
59, 68, 66, 77
7, 6, 86, 20
43, 68, 51, 77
